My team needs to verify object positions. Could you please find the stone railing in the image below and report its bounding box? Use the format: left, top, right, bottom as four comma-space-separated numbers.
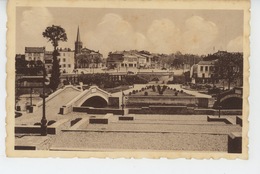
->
36, 85, 81, 108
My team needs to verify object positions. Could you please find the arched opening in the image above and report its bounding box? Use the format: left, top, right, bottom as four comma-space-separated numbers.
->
81, 96, 108, 108
220, 97, 242, 109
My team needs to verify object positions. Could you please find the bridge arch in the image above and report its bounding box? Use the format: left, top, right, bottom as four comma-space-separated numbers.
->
78, 93, 109, 108
74, 86, 111, 107
219, 94, 242, 109
81, 95, 108, 108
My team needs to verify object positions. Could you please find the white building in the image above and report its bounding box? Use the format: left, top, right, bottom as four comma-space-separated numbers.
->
58, 48, 75, 74
190, 60, 218, 84
25, 47, 45, 62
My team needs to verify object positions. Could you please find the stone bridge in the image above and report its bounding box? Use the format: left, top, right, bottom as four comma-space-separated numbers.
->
217, 87, 243, 109
60, 86, 113, 114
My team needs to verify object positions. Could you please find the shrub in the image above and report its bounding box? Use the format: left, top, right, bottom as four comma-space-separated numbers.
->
144, 91, 148, 96
132, 90, 136, 94
175, 92, 178, 96
162, 85, 167, 92
157, 85, 161, 92
173, 88, 176, 91
180, 90, 183, 93
152, 85, 156, 92
129, 92, 132, 95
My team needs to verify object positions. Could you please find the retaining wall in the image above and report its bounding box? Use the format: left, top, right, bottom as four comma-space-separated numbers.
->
73, 107, 126, 115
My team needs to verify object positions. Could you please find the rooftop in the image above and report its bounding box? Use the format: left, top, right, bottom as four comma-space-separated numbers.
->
25, 47, 45, 53
198, 60, 217, 65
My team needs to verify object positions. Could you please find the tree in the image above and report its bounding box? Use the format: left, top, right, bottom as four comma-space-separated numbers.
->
43, 25, 67, 91
214, 52, 243, 89
93, 56, 102, 68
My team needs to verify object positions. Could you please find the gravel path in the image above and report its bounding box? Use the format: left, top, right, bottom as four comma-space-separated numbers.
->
50, 132, 228, 152
80, 122, 241, 134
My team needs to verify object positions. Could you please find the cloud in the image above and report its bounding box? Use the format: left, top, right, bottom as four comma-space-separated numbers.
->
227, 36, 243, 52
84, 13, 147, 57
181, 16, 218, 54
83, 14, 219, 56
21, 7, 53, 37
18, 7, 54, 52
146, 19, 181, 53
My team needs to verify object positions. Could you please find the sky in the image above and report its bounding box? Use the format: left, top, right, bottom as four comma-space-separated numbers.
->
16, 7, 244, 57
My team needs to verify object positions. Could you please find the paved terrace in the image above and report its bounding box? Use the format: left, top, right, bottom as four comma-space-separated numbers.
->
15, 113, 242, 152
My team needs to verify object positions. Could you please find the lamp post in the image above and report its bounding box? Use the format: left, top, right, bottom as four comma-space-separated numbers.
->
121, 90, 125, 116
217, 90, 222, 118
218, 105, 222, 118
41, 65, 49, 136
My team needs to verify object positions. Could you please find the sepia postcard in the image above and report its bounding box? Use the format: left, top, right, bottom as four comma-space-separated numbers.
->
6, 0, 250, 159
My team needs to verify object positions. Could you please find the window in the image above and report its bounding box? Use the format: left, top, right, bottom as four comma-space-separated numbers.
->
200, 66, 203, 71
63, 53, 65, 56
202, 73, 205, 78
63, 58, 66, 62
121, 63, 124, 67
63, 64, 66, 68
205, 66, 208, 71
68, 64, 71, 68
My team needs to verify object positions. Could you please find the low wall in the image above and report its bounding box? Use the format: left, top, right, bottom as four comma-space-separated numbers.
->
73, 107, 126, 115
126, 96, 198, 107
129, 106, 189, 114
126, 96, 214, 108
129, 106, 242, 115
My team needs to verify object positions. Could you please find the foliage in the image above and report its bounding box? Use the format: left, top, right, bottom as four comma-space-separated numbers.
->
213, 52, 243, 89
158, 51, 202, 69
42, 25, 68, 49
48, 50, 61, 91
43, 25, 68, 91
15, 59, 44, 75
78, 73, 110, 87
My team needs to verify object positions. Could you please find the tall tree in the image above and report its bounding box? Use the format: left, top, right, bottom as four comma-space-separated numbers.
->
93, 56, 102, 68
43, 25, 67, 91
214, 52, 243, 89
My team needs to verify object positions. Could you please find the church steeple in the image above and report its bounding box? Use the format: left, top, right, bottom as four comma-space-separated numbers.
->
76, 26, 81, 43
75, 26, 83, 54
75, 26, 83, 68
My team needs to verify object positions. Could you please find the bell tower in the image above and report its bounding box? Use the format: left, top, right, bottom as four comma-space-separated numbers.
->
74, 26, 83, 68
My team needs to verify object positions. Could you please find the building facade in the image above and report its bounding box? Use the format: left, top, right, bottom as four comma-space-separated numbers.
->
25, 47, 45, 62
58, 48, 75, 74
44, 51, 53, 74
190, 60, 218, 84
107, 50, 152, 70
